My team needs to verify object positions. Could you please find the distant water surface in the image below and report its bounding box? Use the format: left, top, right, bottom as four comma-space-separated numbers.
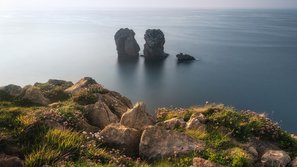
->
0, 9, 297, 133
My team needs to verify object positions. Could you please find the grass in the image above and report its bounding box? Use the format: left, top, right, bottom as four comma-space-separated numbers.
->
185, 130, 209, 140
1, 96, 297, 167
24, 129, 83, 167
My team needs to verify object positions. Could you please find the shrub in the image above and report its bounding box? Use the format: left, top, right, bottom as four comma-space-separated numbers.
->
73, 89, 98, 105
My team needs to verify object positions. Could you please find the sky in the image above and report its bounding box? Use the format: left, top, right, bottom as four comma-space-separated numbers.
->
0, 0, 297, 10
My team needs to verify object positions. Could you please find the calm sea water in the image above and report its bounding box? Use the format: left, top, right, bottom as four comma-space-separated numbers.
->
0, 9, 297, 133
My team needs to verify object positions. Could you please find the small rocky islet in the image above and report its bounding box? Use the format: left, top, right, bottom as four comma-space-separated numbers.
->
0, 77, 297, 167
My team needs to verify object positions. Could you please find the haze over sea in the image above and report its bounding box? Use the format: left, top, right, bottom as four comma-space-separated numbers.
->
0, 9, 297, 133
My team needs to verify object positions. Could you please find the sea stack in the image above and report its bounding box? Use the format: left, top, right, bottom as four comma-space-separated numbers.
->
114, 28, 140, 57
143, 29, 168, 60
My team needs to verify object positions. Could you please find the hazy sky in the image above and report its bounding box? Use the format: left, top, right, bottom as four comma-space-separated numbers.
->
1, 0, 297, 10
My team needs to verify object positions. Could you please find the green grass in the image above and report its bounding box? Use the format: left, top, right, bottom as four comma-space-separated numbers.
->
25, 129, 83, 167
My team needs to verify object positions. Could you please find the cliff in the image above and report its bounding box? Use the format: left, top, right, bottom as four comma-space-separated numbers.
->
0, 77, 296, 167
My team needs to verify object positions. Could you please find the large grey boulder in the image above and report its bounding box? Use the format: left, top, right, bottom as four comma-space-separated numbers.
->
191, 157, 223, 167
84, 101, 119, 129
99, 123, 141, 156
120, 102, 155, 131
22, 86, 50, 106
114, 28, 140, 57
139, 125, 205, 161
143, 29, 168, 59
261, 150, 291, 167
0, 84, 22, 97
65, 77, 99, 95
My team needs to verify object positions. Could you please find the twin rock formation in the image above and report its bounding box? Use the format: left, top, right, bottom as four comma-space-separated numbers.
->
114, 28, 169, 60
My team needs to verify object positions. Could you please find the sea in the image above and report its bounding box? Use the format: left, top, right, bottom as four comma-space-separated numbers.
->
0, 9, 297, 133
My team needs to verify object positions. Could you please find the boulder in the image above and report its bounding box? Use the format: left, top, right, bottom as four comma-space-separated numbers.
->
120, 102, 155, 131
292, 157, 297, 167
139, 126, 205, 161
22, 86, 50, 105
249, 138, 280, 156
157, 118, 186, 130
101, 92, 132, 117
99, 123, 141, 156
65, 77, 99, 95
191, 157, 223, 167
84, 101, 119, 129
191, 113, 207, 124
0, 84, 22, 97
114, 28, 140, 57
247, 146, 259, 161
143, 29, 168, 59
176, 53, 196, 62
186, 115, 206, 131
261, 150, 291, 167
0, 154, 23, 167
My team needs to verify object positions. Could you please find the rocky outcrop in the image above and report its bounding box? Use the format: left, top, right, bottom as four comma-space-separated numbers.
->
101, 91, 132, 118
191, 157, 222, 167
249, 138, 280, 156
0, 84, 22, 97
47, 79, 73, 88
261, 150, 291, 167
0, 154, 23, 167
186, 114, 206, 131
99, 123, 141, 156
114, 28, 140, 57
157, 118, 186, 130
292, 157, 297, 167
65, 77, 99, 95
176, 53, 196, 62
139, 125, 205, 161
84, 101, 119, 129
143, 29, 168, 59
22, 86, 50, 106
120, 102, 155, 131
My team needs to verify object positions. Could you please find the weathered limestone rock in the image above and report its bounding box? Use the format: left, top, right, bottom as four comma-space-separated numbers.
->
139, 125, 205, 161
291, 157, 297, 167
99, 123, 141, 156
261, 150, 291, 167
65, 77, 99, 95
102, 91, 132, 118
143, 29, 168, 59
157, 118, 186, 130
191, 113, 207, 124
22, 86, 50, 105
114, 28, 140, 57
186, 115, 206, 131
191, 157, 223, 167
84, 101, 119, 129
0, 84, 22, 97
120, 102, 155, 131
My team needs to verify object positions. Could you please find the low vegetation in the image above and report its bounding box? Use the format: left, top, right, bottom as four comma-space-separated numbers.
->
1, 90, 296, 166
